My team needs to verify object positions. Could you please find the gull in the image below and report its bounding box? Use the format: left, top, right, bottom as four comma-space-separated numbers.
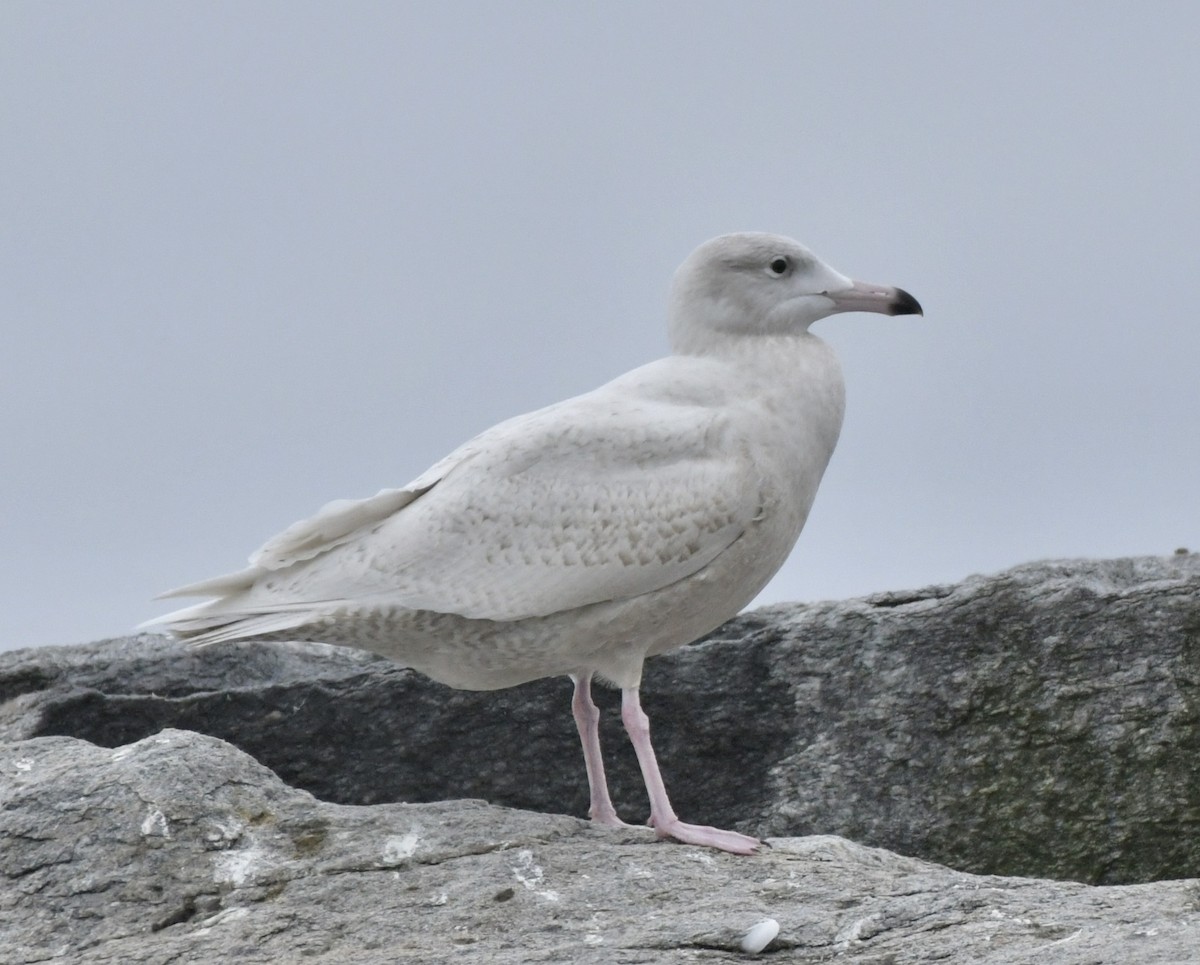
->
144, 232, 922, 854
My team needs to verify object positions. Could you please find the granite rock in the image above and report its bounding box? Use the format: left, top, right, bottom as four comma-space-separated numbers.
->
2, 555, 1197, 887
3, 728, 1198, 964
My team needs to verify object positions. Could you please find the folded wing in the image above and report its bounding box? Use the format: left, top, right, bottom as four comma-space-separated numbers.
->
146, 376, 760, 636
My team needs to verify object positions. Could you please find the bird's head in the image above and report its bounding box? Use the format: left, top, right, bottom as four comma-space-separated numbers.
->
668, 232, 922, 353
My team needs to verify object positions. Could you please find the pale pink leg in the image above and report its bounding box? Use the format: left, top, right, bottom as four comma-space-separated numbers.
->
570, 673, 629, 827
620, 685, 761, 854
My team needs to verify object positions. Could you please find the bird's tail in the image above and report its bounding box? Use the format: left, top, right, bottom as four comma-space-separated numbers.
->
138, 594, 327, 648
138, 557, 335, 647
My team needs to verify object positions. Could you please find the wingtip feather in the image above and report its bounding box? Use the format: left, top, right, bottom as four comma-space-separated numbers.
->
154, 566, 264, 601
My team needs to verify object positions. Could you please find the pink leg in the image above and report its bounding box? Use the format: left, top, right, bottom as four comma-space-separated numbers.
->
570, 673, 629, 828
620, 685, 761, 854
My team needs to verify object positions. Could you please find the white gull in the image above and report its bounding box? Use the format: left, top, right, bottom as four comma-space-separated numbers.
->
143, 232, 922, 854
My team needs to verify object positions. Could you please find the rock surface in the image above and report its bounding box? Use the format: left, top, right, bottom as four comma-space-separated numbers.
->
3, 555, 1197, 888
3, 728, 1199, 964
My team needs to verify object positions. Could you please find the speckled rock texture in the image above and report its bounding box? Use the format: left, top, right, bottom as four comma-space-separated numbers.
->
3, 729, 1198, 964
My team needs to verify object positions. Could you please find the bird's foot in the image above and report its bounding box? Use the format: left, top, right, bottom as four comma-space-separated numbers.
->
589, 810, 633, 829
650, 818, 761, 855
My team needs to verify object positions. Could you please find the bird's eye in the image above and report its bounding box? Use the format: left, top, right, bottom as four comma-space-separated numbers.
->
768, 257, 789, 276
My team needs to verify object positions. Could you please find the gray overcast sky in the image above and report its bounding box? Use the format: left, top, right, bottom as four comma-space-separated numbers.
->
2, 3, 1197, 652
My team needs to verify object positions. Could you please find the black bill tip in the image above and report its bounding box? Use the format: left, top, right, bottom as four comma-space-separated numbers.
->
890, 287, 923, 317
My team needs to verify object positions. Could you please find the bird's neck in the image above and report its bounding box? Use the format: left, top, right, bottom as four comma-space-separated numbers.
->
687, 329, 844, 417
701, 331, 847, 490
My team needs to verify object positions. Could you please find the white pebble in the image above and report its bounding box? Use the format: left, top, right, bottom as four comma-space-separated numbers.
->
740, 918, 780, 954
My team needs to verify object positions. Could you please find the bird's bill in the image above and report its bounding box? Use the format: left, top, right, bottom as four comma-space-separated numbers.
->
824, 280, 923, 317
